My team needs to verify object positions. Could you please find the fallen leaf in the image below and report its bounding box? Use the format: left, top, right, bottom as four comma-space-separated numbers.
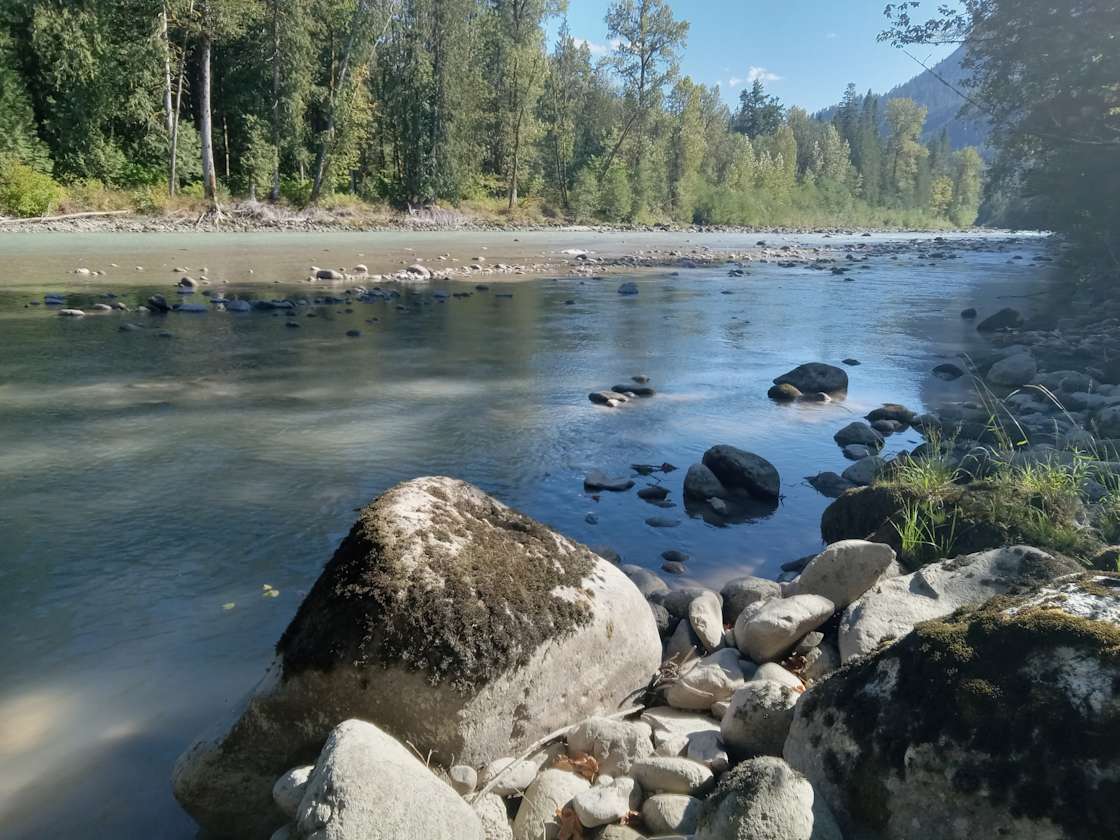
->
556, 804, 584, 840
552, 752, 599, 782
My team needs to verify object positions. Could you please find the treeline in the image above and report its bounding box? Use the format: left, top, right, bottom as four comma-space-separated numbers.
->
0, 0, 982, 226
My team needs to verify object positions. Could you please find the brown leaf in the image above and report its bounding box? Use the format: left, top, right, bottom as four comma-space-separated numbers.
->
556, 804, 584, 840
551, 751, 599, 782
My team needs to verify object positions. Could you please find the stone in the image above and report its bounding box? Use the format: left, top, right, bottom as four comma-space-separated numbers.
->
786, 574, 1120, 840
841, 455, 886, 486
589, 390, 628, 407
865, 404, 915, 424
976, 306, 1022, 332
645, 516, 680, 528
701, 445, 780, 500
693, 757, 842, 840
768, 383, 802, 402
801, 641, 840, 683
773, 363, 848, 394
987, 352, 1037, 387
292, 720, 483, 840
479, 759, 539, 796
838, 545, 1082, 662
620, 565, 668, 598
807, 472, 856, 498
57, 308, 86, 317
720, 680, 800, 759
630, 757, 714, 796
639, 707, 720, 749
172, 478, 660, 838
613, 383, 655, 398
688, 592, 724, 652
792, 540, 897, 608
1097, 405, 1120, 438
473, 793, 512, 840
720, 576, 782, 624
638, 485, 670, 501
566, 717, 654, 776
572, 777, 640, 828
932, 363, 965, 381
641, 794, 701, 835
272, 766, 312, 819
683, 463, 728, 500
598, 827, 645, 840
449, 765, 478, 796
512, 770, 590, 840
315, 269, 345, 281
751, 663, 804, 691
617, 282, 639, 295
404, 264, 431, 279
960, 307, 977, 318
833, 422, 883, 449
842, 444, 872, 461
665, 615, 702, 661
685, 730, 730, 774
734, 594, 835, 663
664, 648, 751, 711
584, 470, 635, 492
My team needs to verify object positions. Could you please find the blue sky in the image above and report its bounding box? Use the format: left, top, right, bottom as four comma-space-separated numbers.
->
549, 0, 956, 113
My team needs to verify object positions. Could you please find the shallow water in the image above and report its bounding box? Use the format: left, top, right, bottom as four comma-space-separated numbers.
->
0, 230, 1045, 837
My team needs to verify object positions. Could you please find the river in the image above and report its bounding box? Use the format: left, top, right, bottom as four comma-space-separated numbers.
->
0, 229, 1045, 837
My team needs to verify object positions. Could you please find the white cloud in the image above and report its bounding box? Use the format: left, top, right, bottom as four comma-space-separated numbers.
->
826, 32, 838, 39
727, 67, 782, 88
572, 37, 621, 56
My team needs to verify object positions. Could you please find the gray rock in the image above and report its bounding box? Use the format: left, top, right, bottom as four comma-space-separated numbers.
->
665, 648, 750, 711
833, 422, 884, 449
641, 794, 701, 834
683, 463, 728, 501
571, 778, 636, 828
665, 615, 702, 661
639, 707, 720, 749
792, 539, 898, 608
660, 588, 718, 621
807, 472, 856, 498
630, 757, 714, 796
750, 663, 804, 691
1098, 405, 1120, 438
801, 640, 840, 683
479, 758, 539, 796
734, 594, 835, 663
293, 720, 482, 840
693, 756, 842, 840
620, 565, 668, 598
512, 769, 590, 840
688, 591, 724, 652
617, 282, 639, 295
987, 352, 1037, 387
720, 576, 782, 624
685, 730, 730, 774
589, 390, 628, 407
773, 363, 848, 394
976, 306, 1022, 332
838, 545, 1081, 661
701, 445, 780, 500
566, 717, 653, 776
584, 470, 635, 492
840, 455, 886, 486
449, 765, 478, 796
842, 444, 873, 461
57, 308, 86, 317
272, 766, 312, 819
172, 478, 660, 838
720, 680, 800, 759
473, 793, 512, 840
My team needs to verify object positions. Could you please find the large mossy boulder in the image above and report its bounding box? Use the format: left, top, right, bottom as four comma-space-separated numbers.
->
172, 477, 661, 838
786, 572, 1120, 840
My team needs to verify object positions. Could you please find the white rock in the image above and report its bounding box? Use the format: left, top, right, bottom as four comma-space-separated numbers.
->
472, 793, 512, 840
792, 540, 897, 608
449, 765, 478, 796
721, 680, 800, 759
639, 707, 720, 749
642, 793, 702, 834
566, 717, 653, 776
686, 729, 730, 773
511, 770, 589, 840
688, 591, 724, 652
630, 757, 714, 796
58, 308, 86, 317
272, 765, 312, 818
480, 758, 538, 796
734, 594, 835, 663
571, 777, 640, 828
751, 663, 804, 691
664, 648, 750, 711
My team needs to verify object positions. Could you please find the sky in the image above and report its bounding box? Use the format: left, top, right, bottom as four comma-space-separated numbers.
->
549, 0, 957, 113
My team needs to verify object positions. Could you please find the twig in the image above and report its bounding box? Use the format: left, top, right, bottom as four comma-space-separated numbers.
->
0, 210, 133, 225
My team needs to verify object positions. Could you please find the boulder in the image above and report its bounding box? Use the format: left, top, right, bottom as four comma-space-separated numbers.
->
720, 680, 800, 759
172, 477, 660, 838
664, 649, 751, 711
617, 282, 639, 295
688, 591, 724, 652
734, 595, 835, 663
773, 363, 849, 394
683, 463, 728, 501
512, 770, 589, 840
584, 470, 635, 492
720, 576, 781, 624
630, 757, 715, 796
865, 404, 915, 425
315, 269, 344, 281
808, 472, 856, 499
620, 565, 668, 598
693, 756, 842, 840
768, 382, 802, 401
786, 573, 1120, 840
976, 307, 1022, 332
1097, 405, 1120, 439
838, 545, 1082, 662
820, 485, 904, 544
272, 766, 312, 819
639, 707, 720, 750
566, 717, 654, 776
642, 794, 701, 834
841, 455, 886, 486
701, 445, 781, 500
932, 363, 965, 381
792, 540, 898, 608
833, 422, 884, 450
291, 720, 482, 840
479, 758, 539, 797
987, 352, 1037, 387
472, 794, 512, 840
571, 778, 639, 828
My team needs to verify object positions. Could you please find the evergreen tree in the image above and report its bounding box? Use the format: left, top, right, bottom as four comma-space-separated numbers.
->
732, 79, 784, 138
0, 30, 48, 169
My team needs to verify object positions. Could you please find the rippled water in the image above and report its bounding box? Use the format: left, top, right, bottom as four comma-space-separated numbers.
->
0, 230, 1045, 837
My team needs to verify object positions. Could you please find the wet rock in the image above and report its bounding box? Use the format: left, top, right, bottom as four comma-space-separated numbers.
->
960, 307, 977, 319
620, 565, 668, 598
701, 445, 780, 500
57, 308, 86, 317
638, 485, 669, 501
589, 390, 629, 407
841, 455, 886, 486
870, 419, 903, 435
807, 472, 856, 499
842, 444, 873, 461
976, 306, 1023, 332
613, 383, 655, 397
865, 403, 915, 424
786, 573, 1120, 840
172, 478, 660, 838
931, 362, 965, 381
773, 363, 848, 395
617, 282, 639, 295
683, 463, 728, 501
645, 516, 680, 528
147, 295, 171, 313
584, 470, 635, 492
768, 383, 802, 402
834, 422, 884, 450
315, 269, 344, 281
734, 595, 835, 663
841, 358, 860, 366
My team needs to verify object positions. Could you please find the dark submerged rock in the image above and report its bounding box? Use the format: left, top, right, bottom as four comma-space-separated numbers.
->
773, 363, 848, 395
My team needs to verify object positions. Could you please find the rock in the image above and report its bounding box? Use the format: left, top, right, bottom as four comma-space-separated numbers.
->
645, 516, 680, 528
480, 758, 539, 796
404, 264, 431, 279
820, 485, 904, 543
512, 770, 590, 840
751, 663, 804, 691
172, 478, 660, 838
707, 497, 728, 515
838, 545, 1082, 662
734, 595, 835, 663
449, 765, 478, 796
792, 540, 897, 608
665, 648, 751, 711
683, 463, 728, 501
720, 680, 800, 759
57, 308, 86, 317
639, 707, 720, 750
293, 720, 482, 840
598, 827, 645, 840
808, 472, 856, 499
584, 470, 635, 492
665, 614, 702, 660
773, 363, 848, 394
345, 329, 361, 338
701, 445, 780, 500
987, 352, 1037, 387
147, 294, 171, 313
617, 281, 639, 295
960, 307, 977, 318
801, 640, 840, 683
833, 422, 883, 450
642, 794, 701, 834
473, 793, 512, 840
651, 602, 671, 635
841, 358, 860, 366
620, 565, 668, 598
178, 276, 199, 289
693, 756, 842, 840
768, 383, 802, 402
1096, 405, 1120, 438
613, 383, 655, 397
630, 757, 714, 796
932, 363, 965, 381
272, 766, 312, 819
976, 306, 1023, 332
315, 269, 344, 281
590, 390, 628, 407
566, 717, 654, 776
840, 455, 886, 486
842, 444, 872, 461
638, 485, 670, 501
175, 302, 208, 313
787, 573, 1120, 840
719, 576, 781, 624
865, 403, 915, 424
571, 778, 639, 827
688, 592, 724, 652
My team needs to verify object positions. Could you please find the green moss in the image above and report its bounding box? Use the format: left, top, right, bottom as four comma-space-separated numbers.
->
277, 484, 595, 689
809, 575, 1120, 839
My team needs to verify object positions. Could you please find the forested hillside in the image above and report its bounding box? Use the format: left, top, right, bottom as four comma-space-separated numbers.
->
0, 0, 983, 227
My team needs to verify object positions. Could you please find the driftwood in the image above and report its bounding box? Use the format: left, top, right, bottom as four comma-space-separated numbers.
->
0, 210, 133, 225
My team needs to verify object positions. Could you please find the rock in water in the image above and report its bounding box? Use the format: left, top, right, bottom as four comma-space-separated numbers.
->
292, 720, 483, 840
700, 445, 780, 500
693, 756, 842, 840
772, 363, 848, 394
786, 573, 1120, 840
172, 477, 660, 838
976, 306, 1023, 332
987, 352, 1037, 387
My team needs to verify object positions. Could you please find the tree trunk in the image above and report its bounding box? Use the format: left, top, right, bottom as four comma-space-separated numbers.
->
199, 25, 219, 207
270, 0, 281, 201
159, 8, 174, 135
222, 111, 231, 179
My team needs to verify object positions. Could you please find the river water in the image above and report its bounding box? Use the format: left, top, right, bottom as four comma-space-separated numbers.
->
0, 230, 1044, 837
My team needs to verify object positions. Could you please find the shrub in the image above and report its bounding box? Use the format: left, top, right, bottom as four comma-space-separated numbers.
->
0, 156, 63, 216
